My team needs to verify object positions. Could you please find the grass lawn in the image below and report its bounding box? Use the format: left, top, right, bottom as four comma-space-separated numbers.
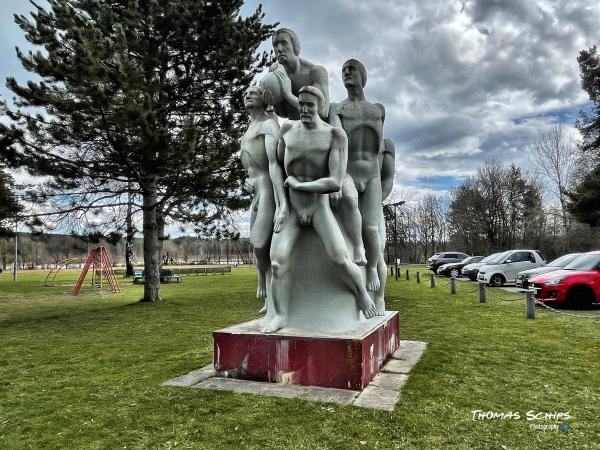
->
1, 266, 599, 449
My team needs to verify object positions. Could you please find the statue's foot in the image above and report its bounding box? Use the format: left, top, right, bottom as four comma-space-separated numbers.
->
374, 297, 386, 316
359, 294, 378, 319
353, 246, 367, 266
366, 267, 381, 292
258, 301, 267, 315
261, 314, 287, 333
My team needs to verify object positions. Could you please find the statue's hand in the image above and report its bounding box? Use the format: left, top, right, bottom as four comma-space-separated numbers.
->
329, 190, 342, 211
284, 176, 299, 190
243, 179, 255, 194
274, 67, 293, 100
262, 89, 275, 107
273, 204, 289, 233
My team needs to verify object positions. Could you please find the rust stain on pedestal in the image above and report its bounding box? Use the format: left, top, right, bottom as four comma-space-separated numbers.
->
213, 311, 399, 390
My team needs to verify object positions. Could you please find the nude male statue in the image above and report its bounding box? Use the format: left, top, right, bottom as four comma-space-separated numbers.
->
329, 59, 387, 307
261, 28, 330, 120
241, 86, 288, 308
263, 86, 378, 333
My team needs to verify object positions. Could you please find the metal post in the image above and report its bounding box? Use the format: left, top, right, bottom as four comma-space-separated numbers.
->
390, 266, 394, 276
479, 282, 486, 303
430, 273, 436, 288
405, 269, 409, 281
416, 271, 421, 283
393, 205, 398, 281
13, 222, 18, 282
526, 289, 536, 319
450, 277, 457, 294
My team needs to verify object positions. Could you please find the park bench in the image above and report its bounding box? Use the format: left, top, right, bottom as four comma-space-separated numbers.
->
133, 271, 144, 284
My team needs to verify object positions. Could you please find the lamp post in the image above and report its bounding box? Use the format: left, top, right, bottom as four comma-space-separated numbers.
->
384, 200, 406, 281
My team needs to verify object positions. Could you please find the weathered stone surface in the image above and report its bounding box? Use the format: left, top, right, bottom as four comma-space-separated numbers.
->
299, 386, 358, 405
194, 377, 301, 399
382, 358, 417, 374
165, 340, 427, 411
370, 372, 408, 391
162, 365, 214, 387
353, 385, 400, 411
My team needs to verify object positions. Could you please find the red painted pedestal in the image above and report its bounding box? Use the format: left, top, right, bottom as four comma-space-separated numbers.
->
213, 311, 399, 390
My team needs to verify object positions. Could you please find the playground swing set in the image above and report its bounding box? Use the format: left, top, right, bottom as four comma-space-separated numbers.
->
44, 246, 120, 296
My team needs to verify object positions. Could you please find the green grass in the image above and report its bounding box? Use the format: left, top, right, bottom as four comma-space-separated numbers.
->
1, 266, 599, 449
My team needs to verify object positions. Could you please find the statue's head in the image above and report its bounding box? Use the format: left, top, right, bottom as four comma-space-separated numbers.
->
342, 59, 367, 89
272, 28, 301, 65
298, 85, 324, 124
244, 85, 266, 110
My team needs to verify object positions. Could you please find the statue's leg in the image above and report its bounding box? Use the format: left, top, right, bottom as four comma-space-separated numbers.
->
340, 175, 367, 266
262, 213, 299, 333
359, 177, 383, 292
312, 204, 377, 319
374, 207, 387, 315
250, 189, 275, 304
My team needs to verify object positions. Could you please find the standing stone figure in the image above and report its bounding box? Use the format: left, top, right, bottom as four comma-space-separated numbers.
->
329, 59, 388, 313
240, 86, 288, 307
260, 28, 330, 120
263, 86, 377, 333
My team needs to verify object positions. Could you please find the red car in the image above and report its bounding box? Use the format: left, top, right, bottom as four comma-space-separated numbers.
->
530, 251, 600, 307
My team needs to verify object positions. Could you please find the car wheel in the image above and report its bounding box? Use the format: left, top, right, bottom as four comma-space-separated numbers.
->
450, 268, 460, 278
566, 286, 595, 309
490, 274, 504, 287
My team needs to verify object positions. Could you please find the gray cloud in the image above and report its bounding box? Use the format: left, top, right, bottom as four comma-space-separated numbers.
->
242, 0, 599, 203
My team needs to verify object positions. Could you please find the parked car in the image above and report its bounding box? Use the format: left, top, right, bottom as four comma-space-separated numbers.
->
515, 253, 583, 288
477, 250, 546, 287
461, 252, 503, 281
426, 251, 469, 272
530, 251, 600, 307
437, 256, 485, 278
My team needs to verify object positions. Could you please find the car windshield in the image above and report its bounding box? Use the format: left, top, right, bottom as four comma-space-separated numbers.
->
548, 254, 582, 268
479, 253, 499, 264
430, 253, 441, 260
461, 256, 479, 264
489, 251, 512, 264
564, 254, 600, 270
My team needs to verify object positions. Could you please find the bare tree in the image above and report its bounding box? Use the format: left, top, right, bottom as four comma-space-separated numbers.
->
529, 122, 577, 237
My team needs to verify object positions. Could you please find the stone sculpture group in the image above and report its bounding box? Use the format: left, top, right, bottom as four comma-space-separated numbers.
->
240, 28, 395, 334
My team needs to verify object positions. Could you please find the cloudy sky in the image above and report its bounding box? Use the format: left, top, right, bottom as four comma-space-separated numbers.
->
1, 0, 599, 235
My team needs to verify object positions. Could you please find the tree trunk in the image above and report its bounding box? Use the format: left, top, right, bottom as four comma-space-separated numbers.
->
142, 178, 161, 302
125, 184, 135, 277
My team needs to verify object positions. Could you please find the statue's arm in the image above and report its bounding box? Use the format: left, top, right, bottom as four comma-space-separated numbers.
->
328, 102, 342, 128
311, 65, 330, 119
287, 127, 347, 194
271, 123, 292, 232
381, 138, 395, 202
375, 103, 386, 125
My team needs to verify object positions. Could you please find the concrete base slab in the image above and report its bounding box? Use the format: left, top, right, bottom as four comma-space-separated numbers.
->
164, 340, 427, 411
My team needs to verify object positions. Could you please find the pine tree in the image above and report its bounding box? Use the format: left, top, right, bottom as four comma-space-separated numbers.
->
568, 46, 600, 226
0, 169, 22, 236
0, 0, 275, 301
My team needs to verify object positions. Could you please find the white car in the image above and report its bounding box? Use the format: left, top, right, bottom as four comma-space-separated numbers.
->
477, 250, 546, 287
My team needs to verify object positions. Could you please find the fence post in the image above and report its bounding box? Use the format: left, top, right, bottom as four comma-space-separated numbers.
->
395, 265, 400, 280
416, 271, 421, 284
450, 277, 457, 294
526, 289, 536, 319
430, 273, 436, 288
390, 266, 394, 276
405, 269, 410, 281
479, 282, 486, 303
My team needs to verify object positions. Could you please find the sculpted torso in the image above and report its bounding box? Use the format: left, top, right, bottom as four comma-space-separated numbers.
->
335, 100, 384, 191
283, 122, 334, 223
241, 120, 277, 193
